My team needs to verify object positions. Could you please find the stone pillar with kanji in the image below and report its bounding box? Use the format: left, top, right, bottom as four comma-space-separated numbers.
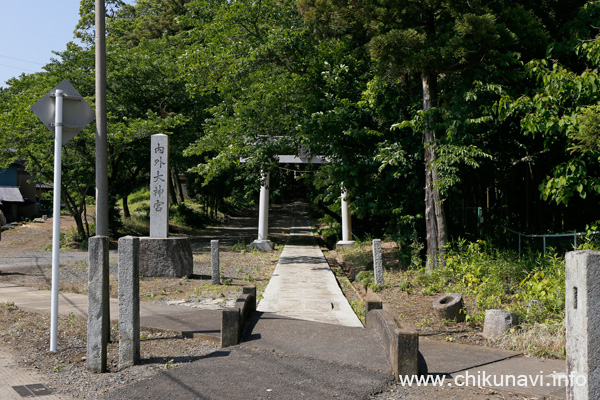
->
150, 134, 169, 238
141, 134, 193, 278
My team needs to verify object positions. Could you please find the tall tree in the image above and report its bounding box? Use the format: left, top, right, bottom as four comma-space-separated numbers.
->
299, 0, 535, 268
496, 2, 600, 209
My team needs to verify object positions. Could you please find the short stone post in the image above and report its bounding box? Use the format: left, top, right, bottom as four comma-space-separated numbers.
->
566, 250, 600, 400
118, 236, 140, 370
221, 309, 240, 348
87, 236, 110, 373
372, 239, 384, 285
211, 239, 220, 285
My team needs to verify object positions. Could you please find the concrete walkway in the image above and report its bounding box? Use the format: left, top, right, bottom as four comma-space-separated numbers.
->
0, 283, 222, 343
0, 344, 72, 400
0, 251, 118, 272
257, 205, 363, 327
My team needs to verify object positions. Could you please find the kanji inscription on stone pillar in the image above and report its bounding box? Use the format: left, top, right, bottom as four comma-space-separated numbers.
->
150, 134, 169, 238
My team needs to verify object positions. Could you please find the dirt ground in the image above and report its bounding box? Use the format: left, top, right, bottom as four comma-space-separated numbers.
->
327, 246, 486, 348
0, 206, 288, 399
0, 214, 82, 254
0, 204, 538, 399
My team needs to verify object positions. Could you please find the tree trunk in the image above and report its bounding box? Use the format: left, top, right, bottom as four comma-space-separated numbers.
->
60, 185, 86, 241
168, 168, 178, 206
83, 201, 90, 239
122, 194, 131, 219
172, 170, 185, 203
422, 71, 447, 270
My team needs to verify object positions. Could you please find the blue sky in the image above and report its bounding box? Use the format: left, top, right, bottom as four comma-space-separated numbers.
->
0, 1, 85, 87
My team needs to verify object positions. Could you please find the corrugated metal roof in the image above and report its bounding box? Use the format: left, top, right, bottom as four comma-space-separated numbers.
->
0, 186, 24, 202
36, 181, 53, 190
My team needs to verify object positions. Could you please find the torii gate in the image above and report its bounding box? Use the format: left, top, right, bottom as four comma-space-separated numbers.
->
249, 148, 355, 251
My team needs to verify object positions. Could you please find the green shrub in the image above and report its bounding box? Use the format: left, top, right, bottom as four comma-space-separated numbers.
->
355, 270, 373, 289
170, 203, 206, 228
413, 239, 568, 325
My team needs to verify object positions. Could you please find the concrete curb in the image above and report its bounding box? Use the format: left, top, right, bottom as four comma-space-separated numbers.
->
367, 308, 419, 380
221, 286, 256, 347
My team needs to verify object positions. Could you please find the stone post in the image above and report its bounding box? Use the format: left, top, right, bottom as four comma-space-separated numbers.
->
566, 250, 600, 400
211, 239, 220, 285
118, 236, 140, 370
87, 236, 110, 373
150, 134, 169, 238
221, 309, 240, 348
373, 239, 384, 285
252, 171, 272, 251
336, 186, 355, 250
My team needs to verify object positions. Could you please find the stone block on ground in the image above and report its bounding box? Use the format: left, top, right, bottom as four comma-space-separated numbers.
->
336, 240, 355, 250
251, 239, 273, 251
482, 309, 518, 340
222, 285, 257, 348
139, 237, 193, 278
432, 293, 465, 322
365, 290, 383, 325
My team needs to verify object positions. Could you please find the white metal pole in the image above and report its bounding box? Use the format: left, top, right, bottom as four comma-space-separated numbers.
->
50, 89, 63, 352
257, 172, 270, 241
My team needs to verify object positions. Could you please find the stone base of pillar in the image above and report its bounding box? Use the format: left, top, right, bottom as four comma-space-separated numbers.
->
336, 240, 356, 250
139, 237, 193, 277
252, 240, 273, 251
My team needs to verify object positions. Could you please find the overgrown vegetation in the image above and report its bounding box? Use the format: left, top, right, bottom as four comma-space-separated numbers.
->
335, 235, 588, 358
414, 239, 565, 326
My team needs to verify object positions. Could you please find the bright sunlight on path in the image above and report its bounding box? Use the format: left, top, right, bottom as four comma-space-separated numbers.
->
257, 203, 363, 327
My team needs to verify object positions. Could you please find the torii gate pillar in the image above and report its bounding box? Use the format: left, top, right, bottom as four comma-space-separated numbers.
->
336, 186, 355, 250
252, 171, 273, 251
246, 149, 354, 251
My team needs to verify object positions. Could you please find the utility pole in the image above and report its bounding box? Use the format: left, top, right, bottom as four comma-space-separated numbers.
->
95, 0, 108, 236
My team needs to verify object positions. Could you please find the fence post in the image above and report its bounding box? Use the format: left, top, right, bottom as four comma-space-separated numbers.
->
543, 236, 546, 256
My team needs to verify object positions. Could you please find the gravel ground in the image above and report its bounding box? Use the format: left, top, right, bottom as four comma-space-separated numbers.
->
0, 303, 219, 399
0, 205, 291, 398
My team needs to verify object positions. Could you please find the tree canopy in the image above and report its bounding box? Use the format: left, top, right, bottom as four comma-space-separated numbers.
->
1, 0, 600, 267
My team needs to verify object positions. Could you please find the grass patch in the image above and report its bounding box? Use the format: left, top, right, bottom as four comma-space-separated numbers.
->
350, 299, 365, 325
493, 321, 565, 359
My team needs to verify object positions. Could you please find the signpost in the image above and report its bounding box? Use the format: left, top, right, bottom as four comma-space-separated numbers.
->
31, 79, 95, 352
